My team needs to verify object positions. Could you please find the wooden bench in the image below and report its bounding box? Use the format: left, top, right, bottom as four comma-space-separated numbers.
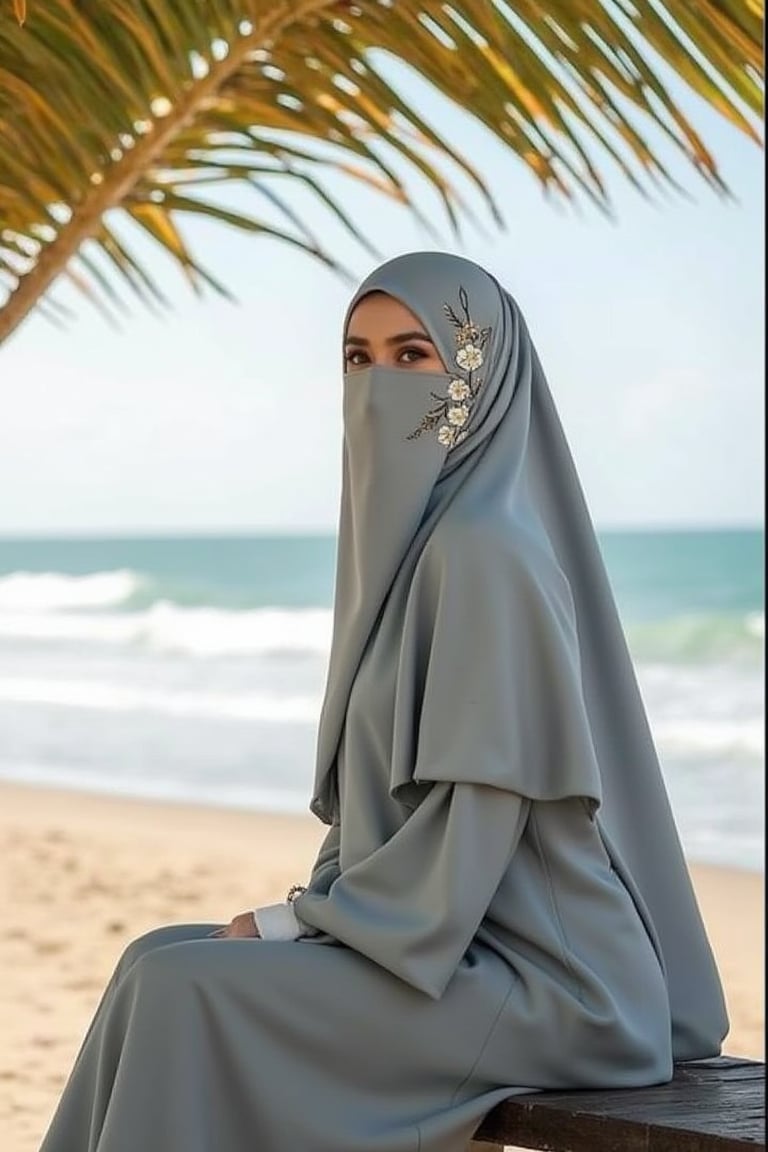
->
469, 1056, 765, 1151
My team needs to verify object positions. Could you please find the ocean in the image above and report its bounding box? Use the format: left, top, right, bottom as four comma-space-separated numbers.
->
0, 529, 763, 871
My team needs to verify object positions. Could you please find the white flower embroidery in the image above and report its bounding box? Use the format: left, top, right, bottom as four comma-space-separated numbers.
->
448, 404, 469, 427
406, 287, 491, 449
456, 343, 484, 371
448, 378, 470, 402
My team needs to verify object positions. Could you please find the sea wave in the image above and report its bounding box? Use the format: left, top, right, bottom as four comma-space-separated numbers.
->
652, 718, 764, 758
625, 612, 764, 663
746, 611, 765, 639
0, 569, 762, 665
0, 569, 142, 610
0, 603, 333, 657
636, 661, 764, 757
0, 677, 321, 723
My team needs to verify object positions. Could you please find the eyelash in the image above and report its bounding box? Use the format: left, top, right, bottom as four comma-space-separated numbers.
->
344, 346, 429, 367
399, 347, 428, 363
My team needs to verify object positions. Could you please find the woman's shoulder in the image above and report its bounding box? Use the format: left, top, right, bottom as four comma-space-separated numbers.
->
414, 515, 577, 639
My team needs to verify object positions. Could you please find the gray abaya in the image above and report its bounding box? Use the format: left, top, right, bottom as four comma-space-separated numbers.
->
38, 252, 727, 1152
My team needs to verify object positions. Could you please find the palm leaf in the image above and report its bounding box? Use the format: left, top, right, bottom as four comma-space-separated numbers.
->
0, 0, 762, 343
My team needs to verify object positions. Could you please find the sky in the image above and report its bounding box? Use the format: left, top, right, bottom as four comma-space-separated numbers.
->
0, 55, 764, 536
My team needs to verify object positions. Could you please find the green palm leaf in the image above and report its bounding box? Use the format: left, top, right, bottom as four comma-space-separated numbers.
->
0, 0, 762, 344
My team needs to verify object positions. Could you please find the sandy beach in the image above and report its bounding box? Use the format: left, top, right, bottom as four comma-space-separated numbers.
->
1, 781, 763, 1152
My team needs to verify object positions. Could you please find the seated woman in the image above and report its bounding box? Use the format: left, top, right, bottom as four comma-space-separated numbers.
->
39, 251, 728, 1152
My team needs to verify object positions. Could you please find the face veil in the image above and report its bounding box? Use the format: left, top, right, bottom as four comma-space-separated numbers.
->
310, 250, 728, 1062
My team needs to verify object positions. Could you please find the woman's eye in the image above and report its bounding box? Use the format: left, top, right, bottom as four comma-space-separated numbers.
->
345, 350, 369, 367
398, 346, 428, 364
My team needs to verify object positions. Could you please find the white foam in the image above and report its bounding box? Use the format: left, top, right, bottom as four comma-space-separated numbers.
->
626, 611, 764, 663
0, 603, 333, 657
0, 569, 140, 610
653, 718, 765, 757
746, 611, 765, 640
0, 676, 321, 723
636, 661, 764, 758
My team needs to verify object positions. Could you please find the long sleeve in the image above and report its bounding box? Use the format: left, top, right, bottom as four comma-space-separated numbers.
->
292, 782, 530, 999
253, 820, 341, 942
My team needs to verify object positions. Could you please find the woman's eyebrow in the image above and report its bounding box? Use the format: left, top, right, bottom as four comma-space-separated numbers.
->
345, 330, 434, 347
386, 330, 433, 346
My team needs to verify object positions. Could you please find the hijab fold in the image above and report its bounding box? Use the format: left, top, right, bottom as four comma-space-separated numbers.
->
310, 251, 728, 1061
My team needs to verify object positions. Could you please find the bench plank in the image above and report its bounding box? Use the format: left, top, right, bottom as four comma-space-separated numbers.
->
471, 1056, 765, 1152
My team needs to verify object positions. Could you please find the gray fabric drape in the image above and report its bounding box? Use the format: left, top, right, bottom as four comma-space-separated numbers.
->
307, 251, 727, 1060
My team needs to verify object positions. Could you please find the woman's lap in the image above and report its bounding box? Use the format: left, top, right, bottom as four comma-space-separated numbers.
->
114, 922, 223, 984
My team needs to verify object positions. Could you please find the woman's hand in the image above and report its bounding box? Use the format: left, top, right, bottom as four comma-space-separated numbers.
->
208, 912, 260, 939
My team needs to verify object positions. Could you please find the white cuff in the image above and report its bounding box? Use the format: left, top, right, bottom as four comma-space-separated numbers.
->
253, 901, 303, 941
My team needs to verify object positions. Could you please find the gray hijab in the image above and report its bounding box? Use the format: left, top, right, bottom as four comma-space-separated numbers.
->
310, 251, 728, 1061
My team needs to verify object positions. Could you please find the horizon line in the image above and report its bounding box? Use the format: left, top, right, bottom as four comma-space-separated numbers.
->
0, 521, 763, 542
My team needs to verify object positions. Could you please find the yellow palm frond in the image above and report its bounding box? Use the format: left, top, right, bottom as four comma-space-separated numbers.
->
0, 0, 762, 342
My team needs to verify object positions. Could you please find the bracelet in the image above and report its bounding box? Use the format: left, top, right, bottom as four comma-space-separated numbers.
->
286, 884, 307, 904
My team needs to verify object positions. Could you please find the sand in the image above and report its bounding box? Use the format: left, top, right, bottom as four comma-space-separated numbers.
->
0, 781, 763, 1152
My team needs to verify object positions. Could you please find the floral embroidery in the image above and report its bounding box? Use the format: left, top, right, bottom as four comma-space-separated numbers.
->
448, 404, 469, 427
406, 287, 491, 450
447, 379, 471, 402
455, 344, 484, 371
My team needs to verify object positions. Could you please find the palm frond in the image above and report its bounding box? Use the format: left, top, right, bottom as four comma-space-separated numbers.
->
0, 0, 762, 343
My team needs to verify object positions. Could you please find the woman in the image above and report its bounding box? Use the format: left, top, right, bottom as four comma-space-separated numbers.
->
40, 252, 728, 1152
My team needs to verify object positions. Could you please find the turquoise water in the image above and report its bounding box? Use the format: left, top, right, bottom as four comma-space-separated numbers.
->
0, 529, 763, 868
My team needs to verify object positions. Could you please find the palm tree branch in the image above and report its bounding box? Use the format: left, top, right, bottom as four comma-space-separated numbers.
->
0, 0, 762, 342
